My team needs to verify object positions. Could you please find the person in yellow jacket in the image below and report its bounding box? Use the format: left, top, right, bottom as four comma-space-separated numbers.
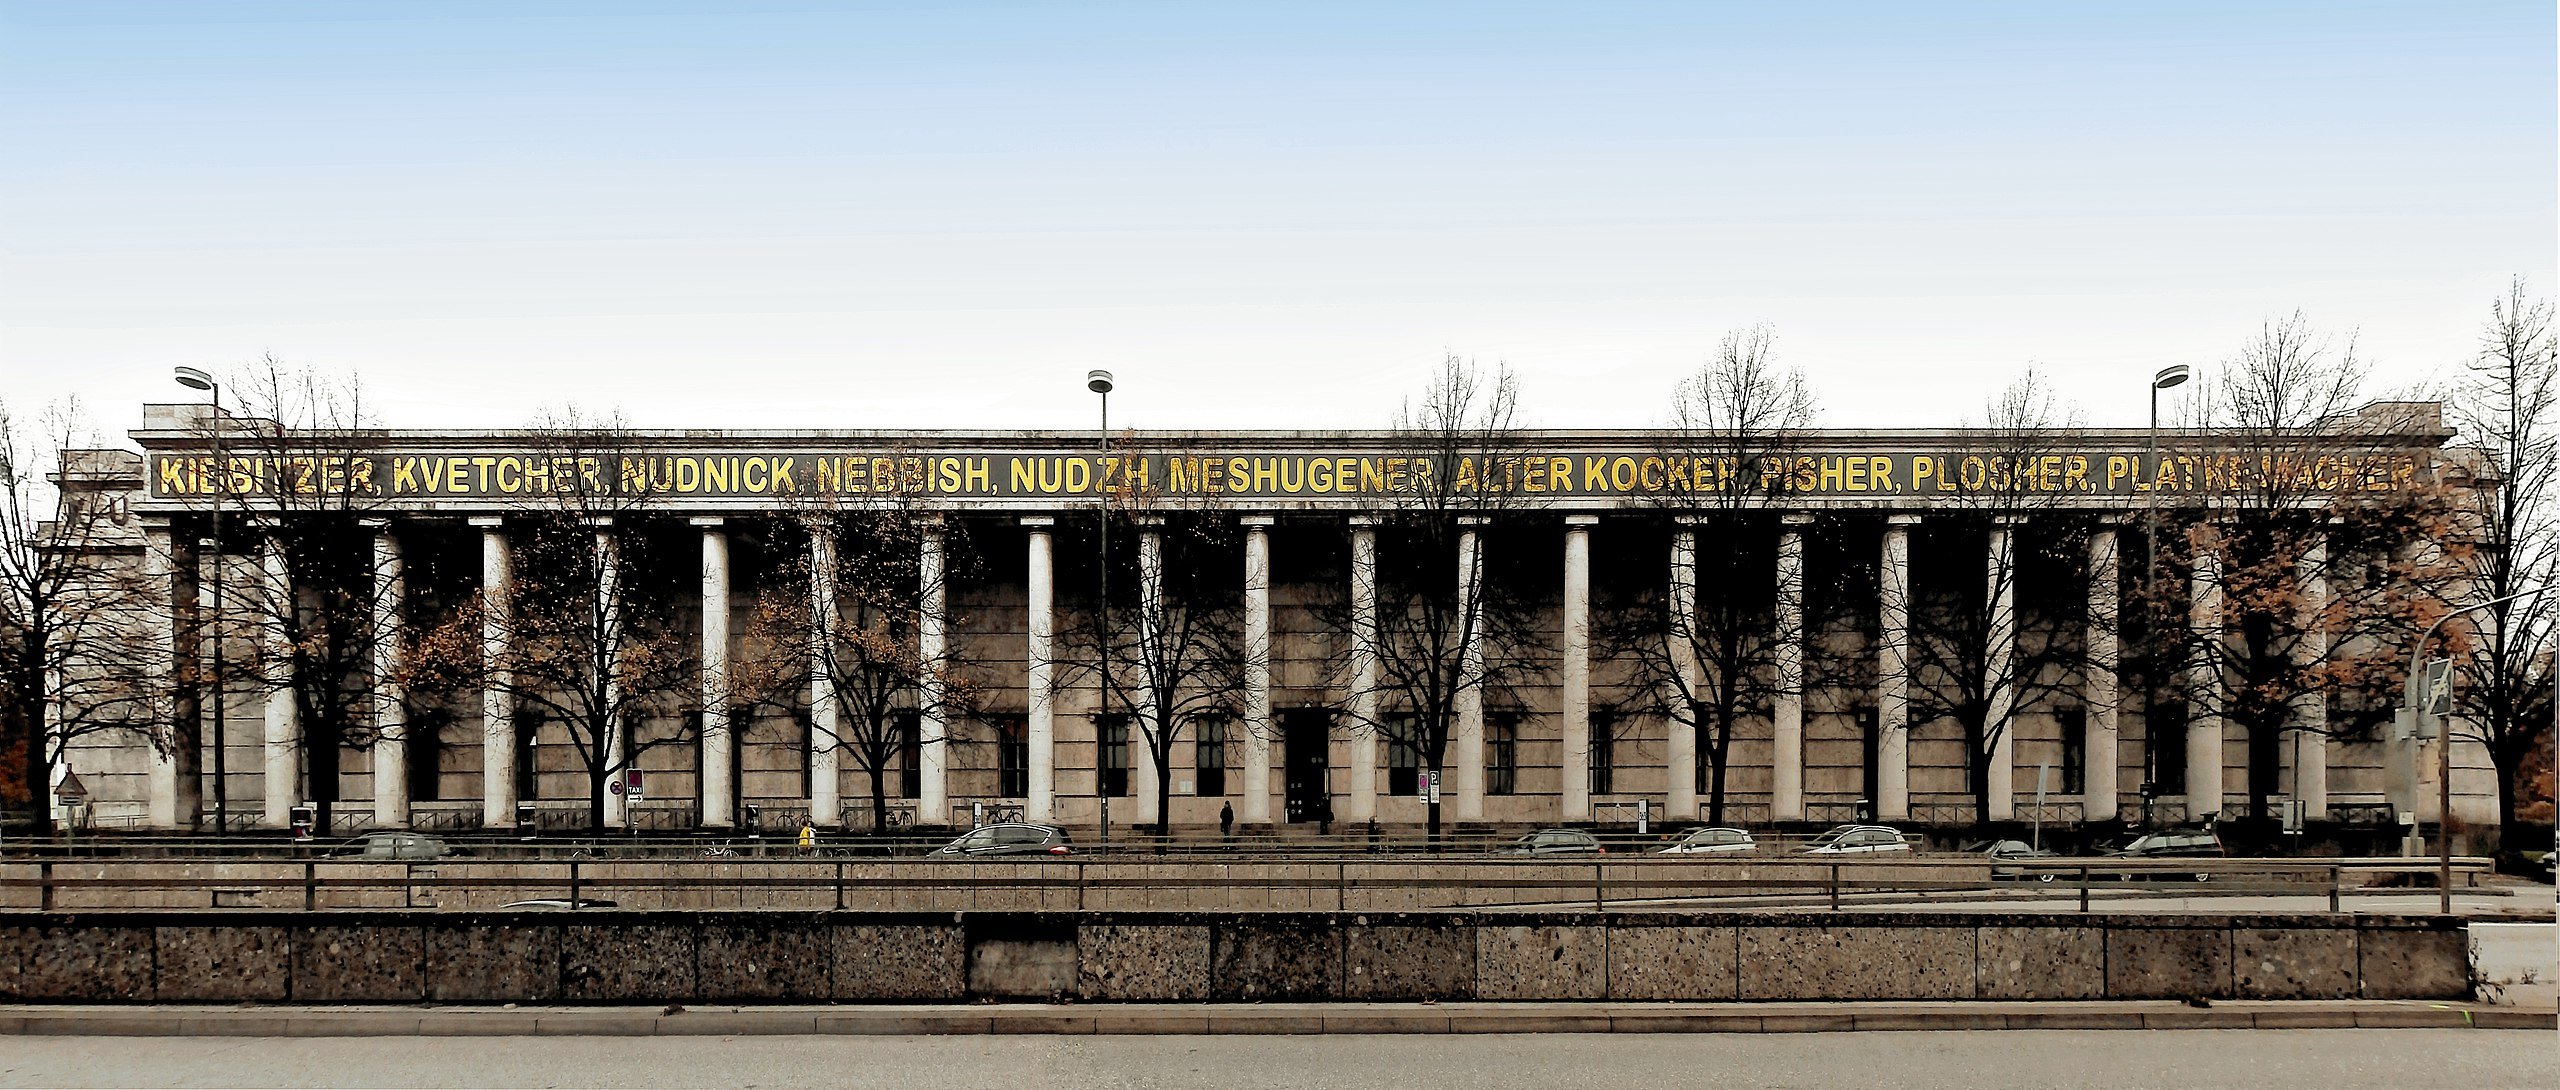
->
798, 820, 818, 853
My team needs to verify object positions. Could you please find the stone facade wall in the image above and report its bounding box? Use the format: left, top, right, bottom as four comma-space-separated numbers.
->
0, 910, 2473, 1004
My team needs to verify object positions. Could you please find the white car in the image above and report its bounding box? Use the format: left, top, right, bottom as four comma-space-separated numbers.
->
1801, 825, 1912, 855
1656, 827, 1757, 854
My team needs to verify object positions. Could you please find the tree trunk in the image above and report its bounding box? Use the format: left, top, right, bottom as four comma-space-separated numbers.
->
588, 764, 608, 835
870, 777, 890, 840
1153, 745, 1174, 839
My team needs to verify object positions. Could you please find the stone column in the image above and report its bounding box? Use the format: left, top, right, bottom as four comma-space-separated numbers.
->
694, 517, 735, 829
2289, 525, 2330, 817
2187, 529, 2225, 819
1559, 515, 1597, 823
917, 519, 949, 824
807, 522, 841, 828
256, 523, 299, 829
1665, 521, 1701, 819
1984, 516, 2021, 822
1773, 514, 1812, 822
142, 521, 198, 830
1023, 516, 1057, 823
2083, 523, 2122, 822
594, 519, 625, 828
1239, 515, 1275, 826
1451, 516, 1488, 823
1131, 516, 1165, 828
1344, 516, 1381, 824
1878, 515, 1919, 821
471, 517, 517, 828
364, 518, 409, 830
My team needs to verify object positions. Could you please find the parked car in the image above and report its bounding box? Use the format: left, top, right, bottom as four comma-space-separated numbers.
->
333, 832, 466, 860
497, 898, 618, 911
2108, 828, 2223, 858
928, 823, 1075, 858
1499, 828, 1606, 855
1801, 825, 1912, 855
1979, 838, 2057, 881
1657, 827, 1757, 855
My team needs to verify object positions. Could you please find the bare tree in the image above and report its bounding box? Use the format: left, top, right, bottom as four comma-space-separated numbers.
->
406, 412, 701, 834
2448, 278, 2560, 854
1322, 355, 1539, 839
0, 403, 170, 834
1606, 327, 1818, 824
206, 362, 395, 833
734, 487, 980, 836
1901, 370, 2092, 825
1092, 485, 1248, 838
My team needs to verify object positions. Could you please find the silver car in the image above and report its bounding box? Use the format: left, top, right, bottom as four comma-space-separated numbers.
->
1802, 825, 1911, 855
334, 832, 465, 860
1657, 827, 1757, 855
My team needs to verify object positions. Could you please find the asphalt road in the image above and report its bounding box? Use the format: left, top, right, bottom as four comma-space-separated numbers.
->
2, 1031, 2551, 1089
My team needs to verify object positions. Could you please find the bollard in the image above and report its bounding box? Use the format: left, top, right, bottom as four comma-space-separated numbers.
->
37, 860, 51, 911
2328, 866, 2341, 913
568, 859, 582, 905
303, 860, 317, 912
1594, 862, 1606, 911
2078, 866, 2090, 913
834, 860, 846, 911
1827, 864, 1840, 911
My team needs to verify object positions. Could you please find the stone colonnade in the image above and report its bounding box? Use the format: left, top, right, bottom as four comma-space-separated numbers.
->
135, 510, 2339, 832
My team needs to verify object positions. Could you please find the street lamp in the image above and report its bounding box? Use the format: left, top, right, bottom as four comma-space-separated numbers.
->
173, 366, 227, 835
1088, 370, 1114, 850
2140, 364, 2189, 825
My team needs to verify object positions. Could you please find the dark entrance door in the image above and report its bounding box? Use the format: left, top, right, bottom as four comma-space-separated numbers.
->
1281, 709, 1332, 824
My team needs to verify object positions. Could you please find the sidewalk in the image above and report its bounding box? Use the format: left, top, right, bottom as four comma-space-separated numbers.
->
0, 1000, 2549, 1036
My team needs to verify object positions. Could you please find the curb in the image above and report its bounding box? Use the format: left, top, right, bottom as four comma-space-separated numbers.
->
0, 1001, 2548, 1036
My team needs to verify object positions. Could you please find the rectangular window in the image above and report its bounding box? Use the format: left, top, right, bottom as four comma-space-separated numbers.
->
994, 716, 1029, 799
1193, 714, 1228, 796
1098, 714, 1129, 798
2148, 699, 2187, 795
1589, 713, 1616, 796
2056, 709, 2087, 796
896, 712, 921, 799
1486, 716, 1517, 796
516, 713, 542, 802
407, 714, 443, 803
1386, 714, 1420, 796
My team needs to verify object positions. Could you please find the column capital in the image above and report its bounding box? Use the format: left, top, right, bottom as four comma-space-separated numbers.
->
1346, 515, 1382, 527
1884, 513, 1924, 527
1672, 513, 1706, 526
1456, 515, 1491, 527
247, 514, 284, 531
467, 516, 505, 529
1238, 515, 1276, 527
1991, 513, 2029, 527
582, 515, 615, 529
1563, 514, 1599, 527
358, 516, 395, 531
1020, 515, 1056, 528
2087, 513, 2126, 528
689, 516, 727, 528
1131, 514, 1166, 527
1779, 513, 1816, 527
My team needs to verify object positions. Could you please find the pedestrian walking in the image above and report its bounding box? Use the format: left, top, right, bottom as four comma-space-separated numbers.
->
798, 819, 817, 854
1219, 801, 1234, 843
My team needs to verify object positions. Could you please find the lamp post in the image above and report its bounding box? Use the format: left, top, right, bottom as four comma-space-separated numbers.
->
2400, 586, 2548, 914
173, 365, 227, 835
2140, 364, 2189, 827
1088, 369, 1114, 851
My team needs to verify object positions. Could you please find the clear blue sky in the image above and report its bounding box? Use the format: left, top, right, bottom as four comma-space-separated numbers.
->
2, 1, 2550, 434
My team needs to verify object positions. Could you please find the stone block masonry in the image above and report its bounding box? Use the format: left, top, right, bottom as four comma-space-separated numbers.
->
0, 910, 2475, 1005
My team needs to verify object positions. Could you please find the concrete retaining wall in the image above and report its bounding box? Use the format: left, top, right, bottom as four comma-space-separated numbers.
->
0, 911, 2471, 1004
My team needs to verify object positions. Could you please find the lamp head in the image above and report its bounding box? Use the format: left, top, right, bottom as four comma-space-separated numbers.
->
2152, 364, 2191, 390
173, 366, 216, 392
1086, 369, 1114, 395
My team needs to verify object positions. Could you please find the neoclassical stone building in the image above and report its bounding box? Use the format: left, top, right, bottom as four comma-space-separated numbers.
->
56, 400, 2499, 835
